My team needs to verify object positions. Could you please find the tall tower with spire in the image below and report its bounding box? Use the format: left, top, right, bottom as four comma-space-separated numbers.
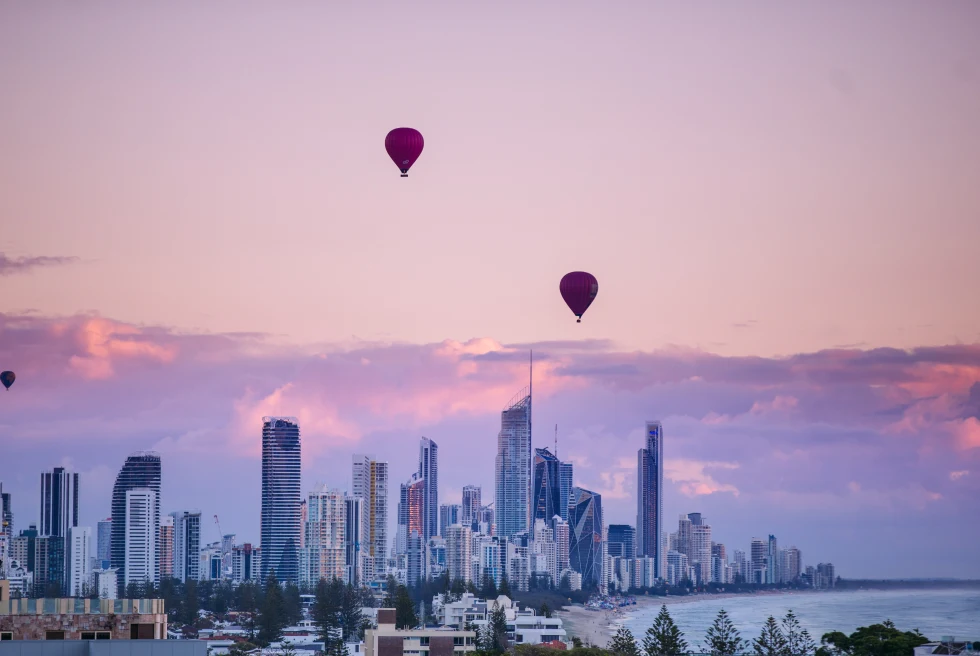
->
494, 351, 533, 538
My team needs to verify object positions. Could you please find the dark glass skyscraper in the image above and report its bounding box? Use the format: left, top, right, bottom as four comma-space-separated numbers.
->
261, 416, 301, 585
111, 452, 161, 595
419, 437, 438, 544
532, 448, 561, 522
559, 462, 573, 522
636, 420, 664, 579
568, 486, 603, 587
40, 467, 78, 539
607, 524, 636, 559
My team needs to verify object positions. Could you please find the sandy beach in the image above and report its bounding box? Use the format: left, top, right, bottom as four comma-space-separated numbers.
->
557, 591, 807, 647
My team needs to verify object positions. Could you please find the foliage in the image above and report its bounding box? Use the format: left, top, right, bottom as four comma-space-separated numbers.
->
703, 609, 748, 656
284, 582, 303, 626
539, 602, 552, 618
481, 572, 499, 599
312, 578, 342, 643
753, 616, 788, 656
816, 620, 929, 656
499, 575, 512, 597
181, 579, 200, 626
479, 600, 509, 654
782, 611, 817, 655
257, 570, 288, 646
643, 604, 689, 656
608, 625, 642, 656
394, 583, 419, 629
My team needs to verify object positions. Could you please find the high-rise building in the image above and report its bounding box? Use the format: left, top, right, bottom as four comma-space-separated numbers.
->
406, 532, 423, 586
532, 448, 561, 523
636, 421, 664, 579
550, 516, 570, 583
446, 524, 472, 583
1, 481, 12, 537
67, 525, 92, 597
111, 452, 161, 595
559, 463, 573, 523
461, 486, 481, 529
232, 543, 260, 583
33, 534, 66, 596
440, 504, 461, 536
40, 467, 79, 540
124, 488, 158, 589
750, 538, 767, 585
767, 535, 779, 585
606, 525, 636, 560
96, 518, 112, 569
170, 511, 201, 583
495, 387, 532, 539
345, 496, 363, 585
397, 474, 425, 555
158, 516, 174, 579
302, 485, 347, 585
780, 546, 802, 583
261, 416, 301, 585
676, 515, 692, 561
221, 534, 236, 576
689, 520, 712, 584
419, 438, 439, 545
568, 487, 602, 587
352, 454, 388, 582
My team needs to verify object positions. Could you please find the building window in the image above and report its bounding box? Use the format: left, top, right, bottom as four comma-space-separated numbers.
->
453, 637, 464, 646
81, 632, 111, 640
0, 632, 13, 641
46, 631, 66, 640
419, 637, 430, 646
130, 624, 155, 640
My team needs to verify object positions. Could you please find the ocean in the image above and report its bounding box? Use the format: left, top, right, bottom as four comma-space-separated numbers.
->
617, 589, 980, 648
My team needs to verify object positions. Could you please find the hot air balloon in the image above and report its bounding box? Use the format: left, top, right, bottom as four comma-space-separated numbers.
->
1, 371, 14, 391
560, 272, 599, 323
385, 128, 424, 177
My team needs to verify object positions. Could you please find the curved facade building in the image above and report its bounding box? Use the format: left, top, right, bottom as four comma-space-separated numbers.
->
110, 452, 161, 594
261, 416, 301, 585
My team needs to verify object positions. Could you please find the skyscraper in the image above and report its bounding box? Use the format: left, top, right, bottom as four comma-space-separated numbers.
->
67, 525, 91, 597
397, 474, 425, 555
559, 462, 573, 522
461, 486, 481, 529
170, 511, 201, 582
159, 516, 174, 579
261, 417, 301, 585
111, 452, 161, 595
767, 534, 779, 585
124, 488, 157, 588
750, 538, 767, 584
0, 481, 12, 537
345, 496, 363, 585
352, 454, 388, 582
96, 518, 112, 569
446, 524, 472, 583
40, 467, 79, 539
568, 486, 603, 586
439, 504, 461, 536
419, 437, 439, 545
532, 448, 561, 523
636, 421, 664, 579
606, 524, 636, 559
690, 520, 712, 584
302, 485, 346, 585
495, 386, 532, 538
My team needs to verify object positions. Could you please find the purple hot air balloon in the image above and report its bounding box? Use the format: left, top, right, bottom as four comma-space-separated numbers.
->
385, 128, 424, 177
560, 272, 599, 323
1, 371, 15, 391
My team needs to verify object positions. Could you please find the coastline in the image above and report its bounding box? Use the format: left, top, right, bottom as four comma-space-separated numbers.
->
556, 590, 817, 647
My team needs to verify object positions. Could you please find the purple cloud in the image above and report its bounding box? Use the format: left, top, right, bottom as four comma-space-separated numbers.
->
0, 252, 78, 276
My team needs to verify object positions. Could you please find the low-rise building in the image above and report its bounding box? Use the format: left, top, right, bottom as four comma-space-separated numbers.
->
365, 609, 476, 656
434, 594, 566, 646
0, 598, 167, 640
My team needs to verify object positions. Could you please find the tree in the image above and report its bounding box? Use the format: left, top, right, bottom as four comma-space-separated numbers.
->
182, 579, 200, 626
394, 584, 418, 630
482, 601, 509, 653
782, 611, 816, 655
643, 605, 688, 656
312, 578, 342, 643
753, 617, 788, 656
499, 575, 512, 597
571, 637, 584, 649
258, 571, 288, 646
539, 602, 552, 619
481, 572, 498, 599
817, 621, 929, 656
703, 609, 748, 656
609, 625, 642, 656
341, 582, 366, 641
236, 581, 261, 643
228, 642, 259, 656
559, 573, 572, 595
283, 582, 303, 626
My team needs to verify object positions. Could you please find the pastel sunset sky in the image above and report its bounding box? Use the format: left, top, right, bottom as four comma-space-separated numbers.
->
1, 2, 979, 578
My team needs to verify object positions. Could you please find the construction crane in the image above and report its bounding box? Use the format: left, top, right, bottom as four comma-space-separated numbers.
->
214, 514, 223, 546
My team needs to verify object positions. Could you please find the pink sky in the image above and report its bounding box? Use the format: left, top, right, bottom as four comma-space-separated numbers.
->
1, 2, 979, 577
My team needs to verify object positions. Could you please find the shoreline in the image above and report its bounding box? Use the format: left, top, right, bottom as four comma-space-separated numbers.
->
556, 589, 818, 647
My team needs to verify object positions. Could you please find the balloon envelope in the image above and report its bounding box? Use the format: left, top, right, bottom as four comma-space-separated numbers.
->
385, 128, 424, 177
560, 272, 599, 322
0, 371, 14, 390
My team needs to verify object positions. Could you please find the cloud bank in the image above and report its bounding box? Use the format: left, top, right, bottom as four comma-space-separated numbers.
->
1, 312, 978, 578
0, 253, 78, 276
